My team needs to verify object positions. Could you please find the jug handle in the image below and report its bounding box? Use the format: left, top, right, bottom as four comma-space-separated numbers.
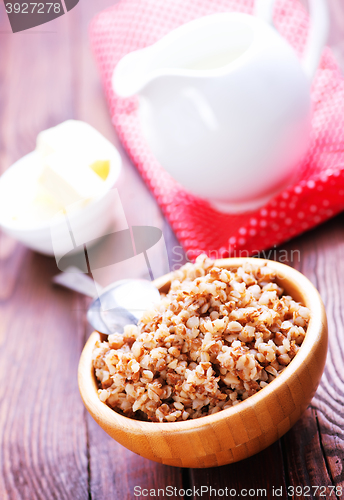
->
255, 0, 329, 82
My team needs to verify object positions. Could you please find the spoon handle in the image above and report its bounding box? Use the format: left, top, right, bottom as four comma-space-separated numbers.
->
52, 266, 102, 298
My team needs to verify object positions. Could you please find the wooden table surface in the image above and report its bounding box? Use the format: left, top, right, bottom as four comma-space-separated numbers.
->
1, 1, 344, 499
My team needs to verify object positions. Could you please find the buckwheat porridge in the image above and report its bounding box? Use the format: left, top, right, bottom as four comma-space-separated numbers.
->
92, 255, 310, 422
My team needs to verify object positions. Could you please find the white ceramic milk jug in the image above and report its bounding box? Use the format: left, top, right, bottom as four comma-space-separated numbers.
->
113, 0, 329, 212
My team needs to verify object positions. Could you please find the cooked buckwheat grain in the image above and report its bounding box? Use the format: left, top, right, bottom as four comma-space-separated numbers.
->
92, 255, 309, 422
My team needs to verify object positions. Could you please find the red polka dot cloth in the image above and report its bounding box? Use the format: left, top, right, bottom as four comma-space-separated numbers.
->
90, 0, 344, 260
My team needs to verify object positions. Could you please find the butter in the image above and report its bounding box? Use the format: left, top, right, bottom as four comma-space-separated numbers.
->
37, 120, 113, 172
37, 120, 115, 207
39, 152, 106, 207
0, 120, 121, 244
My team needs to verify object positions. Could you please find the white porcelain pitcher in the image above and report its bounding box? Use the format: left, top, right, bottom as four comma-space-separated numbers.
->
113, 0, 329, 212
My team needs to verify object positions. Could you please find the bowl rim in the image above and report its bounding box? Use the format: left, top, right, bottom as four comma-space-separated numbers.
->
78, 257, 327, 434
0, 149, 122, 232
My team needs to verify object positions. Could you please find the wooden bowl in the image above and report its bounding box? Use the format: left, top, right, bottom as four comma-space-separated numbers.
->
78, 258, 327, 468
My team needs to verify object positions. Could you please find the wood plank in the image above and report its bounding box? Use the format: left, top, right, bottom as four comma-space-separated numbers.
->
0, 5, 90, 500
0, 252, 89, 499
68, 1, 185, 497
72, 0, 179, 285
190, 217, 344, 497
190, 441, 287, 500
282, 409, 334, 499
87, 414, 184, 500
280, 216, 344, 496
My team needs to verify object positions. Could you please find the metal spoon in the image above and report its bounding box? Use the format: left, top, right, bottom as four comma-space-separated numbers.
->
52, 267, 161, 335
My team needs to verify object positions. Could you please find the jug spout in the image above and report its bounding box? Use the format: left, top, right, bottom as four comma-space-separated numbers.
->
113, 12, 258, 99
112, 48, 154, 98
